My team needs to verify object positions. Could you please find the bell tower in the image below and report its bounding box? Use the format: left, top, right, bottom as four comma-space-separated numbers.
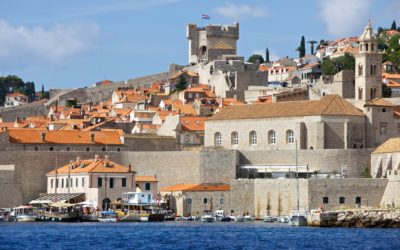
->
354, 20, 382, 104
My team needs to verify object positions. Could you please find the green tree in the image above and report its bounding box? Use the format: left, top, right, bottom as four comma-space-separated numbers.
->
321, 53, 355, 75
321, 57, 336, 75
296, 36, 306, 58
382, 83, 392, 97
385, 34, 400, 71
175, 75, 188, 91
0, 75, 35, 105
265, 48, 270, 63
308, 40, 317, 55
391, 20, 397, 30
247, 54, 265, 64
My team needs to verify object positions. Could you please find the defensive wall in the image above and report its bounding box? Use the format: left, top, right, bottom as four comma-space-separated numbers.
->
0, 101, 49, 122
0, 148, 379, 209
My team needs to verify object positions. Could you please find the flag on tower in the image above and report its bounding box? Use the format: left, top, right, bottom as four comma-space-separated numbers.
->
202, 14, 210, 19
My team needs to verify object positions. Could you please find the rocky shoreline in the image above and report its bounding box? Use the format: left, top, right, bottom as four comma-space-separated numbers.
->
308, 209, 400, 228
335, 210, 400, 228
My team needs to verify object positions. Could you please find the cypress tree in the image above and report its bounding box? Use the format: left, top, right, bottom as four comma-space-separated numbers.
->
265, 48, 270, 63
300, 36, 306, 58
391, 20, 397, 30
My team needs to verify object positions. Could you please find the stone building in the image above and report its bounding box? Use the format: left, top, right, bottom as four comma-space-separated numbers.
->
187, 23, 239, 65
160, 184, 230, 217
371, 138, 400, 207
205, 95, 366, 151
4, 93, 29, 107
45, 155, 136, 210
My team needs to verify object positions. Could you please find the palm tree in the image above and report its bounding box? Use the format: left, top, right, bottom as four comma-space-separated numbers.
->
308, 40, 317, 55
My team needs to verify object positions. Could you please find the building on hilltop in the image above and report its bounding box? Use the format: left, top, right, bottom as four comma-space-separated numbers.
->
187, 23, 239, 65
4, 93, 29, 107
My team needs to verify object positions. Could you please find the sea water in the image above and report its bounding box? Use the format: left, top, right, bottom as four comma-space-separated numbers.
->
0, 222, 399, 249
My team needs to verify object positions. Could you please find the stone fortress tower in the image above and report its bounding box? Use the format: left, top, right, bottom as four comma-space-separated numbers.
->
187, 22, 239, 65
354, 20, 382, 105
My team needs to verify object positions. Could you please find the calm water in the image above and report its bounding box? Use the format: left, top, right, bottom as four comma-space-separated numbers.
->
1, 222, 399, 250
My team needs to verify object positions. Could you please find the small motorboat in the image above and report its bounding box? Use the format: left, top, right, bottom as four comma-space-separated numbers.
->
262, 215, 274, 223
244, 215, 254, 222
98, 211, 118, 222
231, 215, 245, 222
201, 214, 215, 223
289, 209, 307, 226
279, 216, 290, 223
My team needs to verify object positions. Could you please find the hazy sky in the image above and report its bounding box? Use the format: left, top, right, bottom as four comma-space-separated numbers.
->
0, 0, 398, 89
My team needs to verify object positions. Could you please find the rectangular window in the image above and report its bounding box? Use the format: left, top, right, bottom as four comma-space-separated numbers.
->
220, 197, 224, 204
187, 198, 192, 205
109, 178, 114, 188
49, 147, 54, 151
62, 178, 64, 188
66, 147, 71, 151
203, 198, 208, 204
82, 177, 85, 187
323, 196, 329, 204
76, 178, 78, 188
122, 178, 127, 188
98, 177, 102, 187
102, 147, 106, 152
50, 179, 54, 189
339, 197, 345, 204
117, 147, 121, 152
56, 179, 59, 188
380, 123, 388, 135
86, 147, 90, 152
145, 183, 151, 191
66, 178, 69, 188
34, 147, 38, 151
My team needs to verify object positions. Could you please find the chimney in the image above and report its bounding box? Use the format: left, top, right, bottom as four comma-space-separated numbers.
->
15, 116, 20, 123
94, 154, 99, 162
76, 156, 80, 162
41, 132, 46, 142
90, 132, 95, 143
128, 164, 132, 172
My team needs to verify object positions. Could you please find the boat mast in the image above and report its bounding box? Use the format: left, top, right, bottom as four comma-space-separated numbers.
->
295, 139, 299, 213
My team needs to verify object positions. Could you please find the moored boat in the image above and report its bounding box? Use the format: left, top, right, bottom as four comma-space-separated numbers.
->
262, 215, 274, 223
12, 205, 37, 222
98, 211, 118, 222
201, 214, 215, 223
289, 209, 307, 226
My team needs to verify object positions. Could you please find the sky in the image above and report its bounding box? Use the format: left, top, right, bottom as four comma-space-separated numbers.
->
0, 0, 399, 90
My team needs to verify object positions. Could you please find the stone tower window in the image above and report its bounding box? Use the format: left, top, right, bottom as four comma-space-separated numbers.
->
371, 43, 374, 51
214, 132, 222, 146
268, 130, 276, 144
358, 65, 363, 76
286, 130, 294, 144
249, 131, 257, 145
365, 43, 369, 51
355, 196, 361, 205
323, 196, 329, 204
231, 131, 238, 145
370, 65, 373, 76
358, 88, 363, 100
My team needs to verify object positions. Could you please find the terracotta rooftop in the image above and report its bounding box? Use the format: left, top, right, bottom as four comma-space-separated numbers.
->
8, 129, 124, 144
208, 95, 364, 121
180, 116, 206, 131
160, 184, 230, 192
135, 176, 158, 182
47, 158, 133, 175
373, 138, 400, 154
366, 98, 395, 107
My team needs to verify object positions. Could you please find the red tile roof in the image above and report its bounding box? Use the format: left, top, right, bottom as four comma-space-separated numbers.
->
47, 158, 133, 175
8, 129, 124, 144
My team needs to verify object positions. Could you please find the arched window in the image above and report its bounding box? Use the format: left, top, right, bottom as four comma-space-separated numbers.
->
268, 130, 276, 144
249, 131, 257, 145
214, 132, 222, 146
365, 43, 369, 51
371, 43, 374, 51
358, 88, 363, 100
358, 65, 363, 76
231, 131, 238, 145
286, 130, 294, 144
370, 65, 373, 76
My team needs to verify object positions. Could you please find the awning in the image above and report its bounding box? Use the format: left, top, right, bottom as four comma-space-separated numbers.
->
241, 164, 309, 173
50, 201, 75, 208
29, 193, 85, 205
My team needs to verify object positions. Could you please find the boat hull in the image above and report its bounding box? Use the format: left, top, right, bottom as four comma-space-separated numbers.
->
289, 216, 307, 226
16, 215, 37, 222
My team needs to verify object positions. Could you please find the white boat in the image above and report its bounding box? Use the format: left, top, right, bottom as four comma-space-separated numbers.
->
262, 215, 274, 223
279, 216, 290, 223
289, 209, 307, 226
213, 210, 225, 221
12, 205, 37, 222
232, 215, 245, 222
98, 211, 118, 222
201, 214, 215, 223
244, 215, 254, 221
